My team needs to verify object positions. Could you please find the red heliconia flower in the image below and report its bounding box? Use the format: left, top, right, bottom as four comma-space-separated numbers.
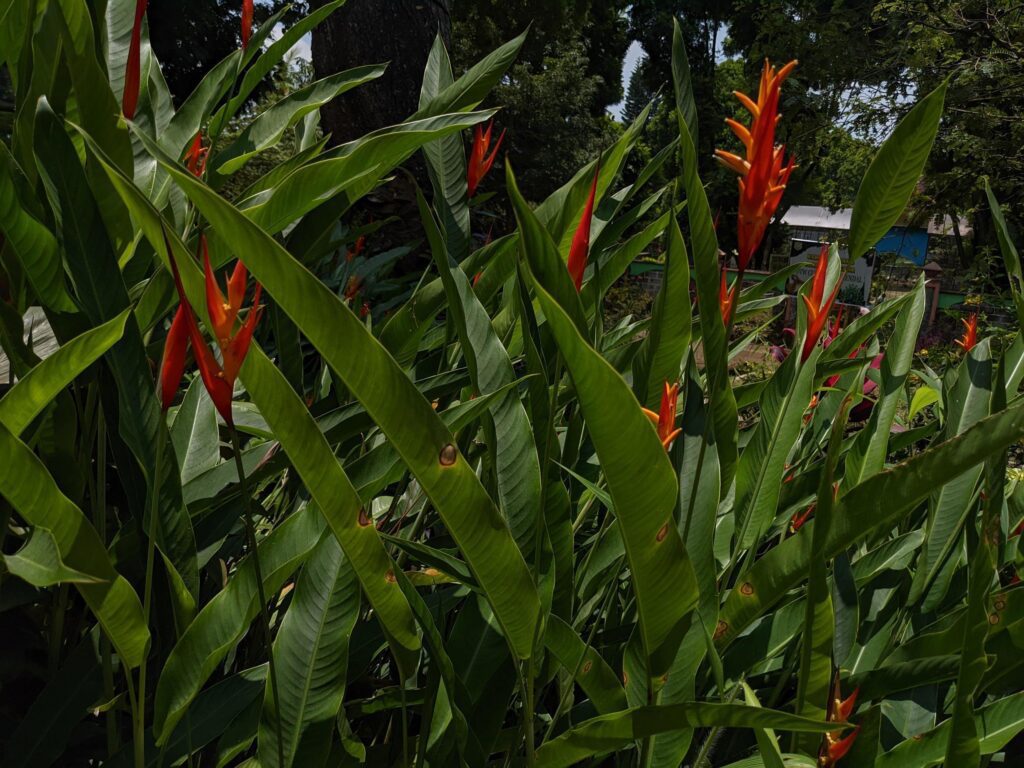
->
823, 727, 860, 766
641, 380, 682, 450
159, 305, 189, 411
801, 245, 842, 362
955, 314, 978, 353
834, 686, 860, 722
715, 59, 798, 274
360, 301, 371, 319
122, 0, 148, 119
804, 393, 819, 424
344, 275, 361, 303
466, 120, 505, 197
790, 503, 814, 533
472, 271, 483, 288
241, 0, 254, 50
164, 231, 262, 426
346, 233, 365, 263
719, 269, 738, 325
567, 165, 600, 292
184, 132, 210, 177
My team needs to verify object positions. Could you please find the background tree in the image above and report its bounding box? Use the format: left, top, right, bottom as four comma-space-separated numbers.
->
450, 0, 630, 200
311, 0, 451, 144
865, 0, 1024, 270
149, 0, 291, 101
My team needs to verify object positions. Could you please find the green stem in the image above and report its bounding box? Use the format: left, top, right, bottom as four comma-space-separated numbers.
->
400, 683, 409, 768
136, 432, 164, 768
521, 658, 536, 767
95, 414, 119, 757
230, 426, 285, 768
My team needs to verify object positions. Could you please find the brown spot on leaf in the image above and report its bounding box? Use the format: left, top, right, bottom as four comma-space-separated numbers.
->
740, 582, 754, 596
439, 443, 458, 466
357, 508, 371, 527
656, 523, 669, 542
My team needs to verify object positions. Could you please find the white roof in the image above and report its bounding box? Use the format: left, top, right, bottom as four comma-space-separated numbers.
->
781, 206, 852, 230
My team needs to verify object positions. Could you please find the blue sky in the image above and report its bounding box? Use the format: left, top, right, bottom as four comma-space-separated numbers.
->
609, 40, 644, 120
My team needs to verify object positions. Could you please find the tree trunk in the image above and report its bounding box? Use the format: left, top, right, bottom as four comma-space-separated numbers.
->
311, 0, 451, 146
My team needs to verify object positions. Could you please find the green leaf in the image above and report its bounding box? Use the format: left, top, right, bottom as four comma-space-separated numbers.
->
943, 352, 1007, 767
153, 506, 325, 742
506, 164, 588, 337
632, 215, 691, 409
544, 616, 627, 715
848, 81, 947, 259
411, 28, 528, 119
2, 526, 105, 587
419, 190, 542, 559
169, 377, 222, 485
245, 110, 497, 237
0, 143, 75, 310
741, 682, 787, 768
206, 1, 347, 136
419, 35, 471, 263
0, 310, 129, 436
159, 157, 541, 660
535, 702, 840, 768
909, 385, 940, 421
671, 19, 698, 146
843, 278, 925, 488
795, 398, 850, 749
213, 65, 386, 175
672, 34, 738, 491
0, 420, 149, 667
877, 692, 1024, 768
35, 104, 199, 605
911, 339, 992, 609
984, 178, 1024, 331
87, 131, 422, 675
518, 184, 698, 677
716, 401, 1024, 647
734, 346, 820, 552
259, 535, 360, 768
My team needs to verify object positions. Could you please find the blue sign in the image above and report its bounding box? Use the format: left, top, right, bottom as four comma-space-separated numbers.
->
874, 227, 929, 265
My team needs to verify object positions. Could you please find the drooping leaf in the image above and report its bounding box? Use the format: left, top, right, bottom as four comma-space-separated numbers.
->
0, 420, 149, 667
158, 156, 541, 660
154, 506, 325, 742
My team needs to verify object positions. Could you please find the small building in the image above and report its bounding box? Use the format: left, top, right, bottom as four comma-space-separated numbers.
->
781, 206, 931, 265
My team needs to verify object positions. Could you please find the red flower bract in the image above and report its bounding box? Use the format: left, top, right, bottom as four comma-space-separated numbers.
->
466, 120, 505, 197
241, 0, 254, 50
715, 59, 797, 274
122, 0, 148, 120
641, 380, 682, 450
954, 313, 978, 353
719, 269, 738, 325
567, 165, 600, 292
801, 244, 842, 362
163, 230, 262, 426
184, 132, 210, 177
159, 305, 189, 412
